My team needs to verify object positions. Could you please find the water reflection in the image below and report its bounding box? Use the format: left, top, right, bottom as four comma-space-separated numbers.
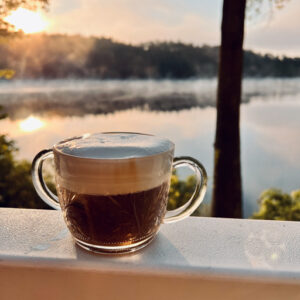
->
243, 100, 300, 168
1, 108, 216, 163
19, 116, 45, 132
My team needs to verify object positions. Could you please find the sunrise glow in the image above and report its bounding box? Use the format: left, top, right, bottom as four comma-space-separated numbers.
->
4, 8, 48, 34
19, 116, 45, 132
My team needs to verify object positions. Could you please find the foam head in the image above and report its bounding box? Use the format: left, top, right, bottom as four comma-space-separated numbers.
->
55, 132, 173, 159
53, 133, 174, 195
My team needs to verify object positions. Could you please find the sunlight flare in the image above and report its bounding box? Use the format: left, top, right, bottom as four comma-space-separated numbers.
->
4, 8, 48, 34
19, 116, 45, 132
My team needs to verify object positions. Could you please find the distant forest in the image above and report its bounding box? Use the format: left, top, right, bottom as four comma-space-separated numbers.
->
1, 34, 300, 79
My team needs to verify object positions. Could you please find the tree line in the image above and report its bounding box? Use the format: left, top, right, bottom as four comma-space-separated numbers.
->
1, 34, 300, 79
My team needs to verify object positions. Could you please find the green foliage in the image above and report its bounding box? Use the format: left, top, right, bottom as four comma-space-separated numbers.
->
0, 134, 50, 209
0, 104, 52, 209
252, 188, 300, 221
168, 171, 197, 210
168, 170, 210, 217
0, 68, 15, 79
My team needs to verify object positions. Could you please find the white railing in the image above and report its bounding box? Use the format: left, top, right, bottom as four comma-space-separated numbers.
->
1, 208, 300, 299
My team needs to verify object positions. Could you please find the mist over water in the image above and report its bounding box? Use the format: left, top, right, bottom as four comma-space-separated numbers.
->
1, 78, 300, 120
1, 78, 300, 217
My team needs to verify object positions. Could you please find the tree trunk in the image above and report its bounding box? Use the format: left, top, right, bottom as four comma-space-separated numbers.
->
212, 0, 246, 218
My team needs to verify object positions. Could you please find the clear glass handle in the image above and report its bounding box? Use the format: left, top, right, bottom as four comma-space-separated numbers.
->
31, 149, 61, 210
164, 156, 207, 223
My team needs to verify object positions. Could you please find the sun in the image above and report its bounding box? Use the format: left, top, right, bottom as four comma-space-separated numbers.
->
4, 7, 48, 34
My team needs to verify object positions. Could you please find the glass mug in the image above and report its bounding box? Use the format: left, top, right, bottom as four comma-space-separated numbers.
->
32, 132, 207, 254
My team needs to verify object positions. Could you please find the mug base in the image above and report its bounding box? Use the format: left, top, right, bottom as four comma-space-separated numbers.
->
75, 235, 155, 254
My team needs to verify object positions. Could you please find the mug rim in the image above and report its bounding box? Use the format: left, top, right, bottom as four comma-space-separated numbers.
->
53, 131, 175, 161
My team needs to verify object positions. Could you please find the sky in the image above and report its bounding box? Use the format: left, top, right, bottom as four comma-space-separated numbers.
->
42, 0, 300, 57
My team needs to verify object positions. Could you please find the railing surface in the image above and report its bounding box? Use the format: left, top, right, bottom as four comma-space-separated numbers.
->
1, 208, 300, 300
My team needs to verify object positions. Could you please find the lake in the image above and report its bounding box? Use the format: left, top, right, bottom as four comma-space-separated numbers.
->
1, 78, 300, 217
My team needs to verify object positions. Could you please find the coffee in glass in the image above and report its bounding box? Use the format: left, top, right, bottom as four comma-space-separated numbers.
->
32, 132, 207, 254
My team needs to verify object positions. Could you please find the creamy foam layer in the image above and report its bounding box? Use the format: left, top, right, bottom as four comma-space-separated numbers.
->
53, 133, 174, 195
55, 133, 173, 159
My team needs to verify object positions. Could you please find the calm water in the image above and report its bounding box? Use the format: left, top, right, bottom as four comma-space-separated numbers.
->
1, 78, 300, 217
